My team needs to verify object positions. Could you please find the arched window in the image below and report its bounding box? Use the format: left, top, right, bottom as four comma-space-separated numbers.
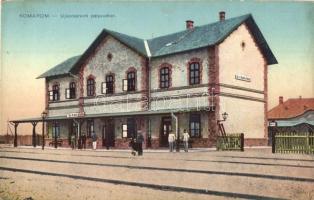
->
160, 66, 170, 89
69, 82, 76, 99
189, 62, 200, 85
87, 77, 95, 96
52, 84, 60, 101
127, 71, 136, 91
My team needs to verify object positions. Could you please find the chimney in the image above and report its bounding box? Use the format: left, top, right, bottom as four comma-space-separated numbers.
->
186, 20, 194, 30
279, 96, 283, 104
219, 11, 226, 21
299, 96, 302, 99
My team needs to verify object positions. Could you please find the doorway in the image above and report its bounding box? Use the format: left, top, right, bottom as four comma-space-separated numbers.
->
160, 117, 172, 147
102, 119, 115, 148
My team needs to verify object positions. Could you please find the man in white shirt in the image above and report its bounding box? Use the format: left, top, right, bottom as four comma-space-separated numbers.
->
182, 129, 190, 152
168, 132, 175, 152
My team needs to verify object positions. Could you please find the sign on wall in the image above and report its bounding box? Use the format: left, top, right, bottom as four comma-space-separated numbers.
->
235, 74, 251, 82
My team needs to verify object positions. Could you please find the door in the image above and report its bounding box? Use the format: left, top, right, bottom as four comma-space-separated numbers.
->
102, 119, 115, 148
160, 117, 172, 147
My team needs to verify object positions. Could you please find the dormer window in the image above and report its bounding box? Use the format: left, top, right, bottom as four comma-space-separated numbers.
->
87, 77, 95, 96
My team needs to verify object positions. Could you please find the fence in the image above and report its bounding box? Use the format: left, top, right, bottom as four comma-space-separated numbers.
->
272, 132, 314, 154
216, 133, 244, 151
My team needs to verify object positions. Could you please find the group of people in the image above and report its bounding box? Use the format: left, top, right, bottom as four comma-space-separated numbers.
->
70, 131, 97, 150
130, 132, 144, 156
69, 129, 190, 154
168, 129, 190, 152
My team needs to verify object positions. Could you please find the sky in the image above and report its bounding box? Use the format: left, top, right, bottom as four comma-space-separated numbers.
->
1, 0, 314, 135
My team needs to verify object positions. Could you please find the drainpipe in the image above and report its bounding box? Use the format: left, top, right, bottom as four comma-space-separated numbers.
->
144, 39, 152, 148
171, 112, 180, 152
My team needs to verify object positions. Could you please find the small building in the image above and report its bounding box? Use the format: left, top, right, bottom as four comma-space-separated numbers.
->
268, 96, 314, 142
11, 12, 277, 148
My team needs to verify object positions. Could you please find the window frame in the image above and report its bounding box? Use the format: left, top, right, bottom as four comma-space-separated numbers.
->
189, 114, 201, 138
86, 77, 95, 97
189, 62, 200, 85
52, 121, 60, 138
160, 66, 170, 89
69, 82, 76, 99
52, 84, 60, 101
127, 71, 136, 92
105, 74, 114, 94
86, 119, 94, 138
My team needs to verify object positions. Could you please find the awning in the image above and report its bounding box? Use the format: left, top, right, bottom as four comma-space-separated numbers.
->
10, 106, 211, 123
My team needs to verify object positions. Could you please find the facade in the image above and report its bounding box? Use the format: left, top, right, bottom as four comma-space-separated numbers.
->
268, 97, 314, 141
16, 12, 277, 148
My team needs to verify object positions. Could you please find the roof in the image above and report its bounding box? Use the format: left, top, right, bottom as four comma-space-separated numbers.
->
268, 98, 314, 120
37, 56, 81, 79
38, 13, 277, 79
10, 107, 209, 123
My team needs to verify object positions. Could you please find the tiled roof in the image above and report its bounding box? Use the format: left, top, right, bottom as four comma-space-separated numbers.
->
104, 28, 147, 56
148, 14, 249, 57
37, 55, 81, 79
268, 98, 314, 120
38, 13, 277, 78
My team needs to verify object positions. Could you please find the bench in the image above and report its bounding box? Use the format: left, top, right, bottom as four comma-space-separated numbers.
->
49, 139, 63, 147
177, 140, 193, 148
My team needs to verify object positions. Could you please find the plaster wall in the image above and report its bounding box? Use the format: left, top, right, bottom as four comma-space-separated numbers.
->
219, 96, 265, 138
219, 24, 265, 91
83, 35, 144, 96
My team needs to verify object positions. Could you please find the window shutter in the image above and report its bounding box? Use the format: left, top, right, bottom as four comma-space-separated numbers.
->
49, 91, 53, 101
65, 88, 70, 99
101, 82, 107, 94
122, 79, 128, 91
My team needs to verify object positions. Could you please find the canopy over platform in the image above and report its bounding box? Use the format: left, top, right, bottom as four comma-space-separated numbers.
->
10, 106, 211, 124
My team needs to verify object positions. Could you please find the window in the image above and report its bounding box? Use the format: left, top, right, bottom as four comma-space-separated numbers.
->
190, 114, 201, 137
122, 124, 128, 138
127, 71, 136, 91
69, 82, 76, 99
160, 67, 170, 88
52, 84, 60, 101
65, 82, 76, 99
122, 118, 136, 138
189, 62, 200, 85
52, 122, 60, 138
87, 78, 95, 96
106, 74, 114, 94
87, 120, 94, 138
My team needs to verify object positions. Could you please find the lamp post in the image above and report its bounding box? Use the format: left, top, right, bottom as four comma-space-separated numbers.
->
41, 111, 47, 150
217, 112, 228, 124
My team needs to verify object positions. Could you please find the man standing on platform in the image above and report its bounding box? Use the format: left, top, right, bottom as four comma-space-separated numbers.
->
91, 131, 97, 150
168, 132, 175, 152
182, 129, 190, 152
136, 131, 144, 156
